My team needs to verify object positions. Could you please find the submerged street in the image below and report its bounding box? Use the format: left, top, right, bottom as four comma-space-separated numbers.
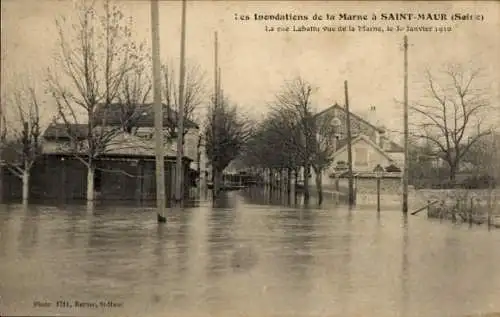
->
1, 191, 499, 317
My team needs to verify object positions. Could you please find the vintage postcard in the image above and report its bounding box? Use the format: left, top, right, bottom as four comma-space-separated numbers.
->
1, 0, 499, 316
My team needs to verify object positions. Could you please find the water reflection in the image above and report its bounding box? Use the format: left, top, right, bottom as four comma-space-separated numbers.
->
338, 209, 353, 316
207, 194, 236, 278
1, 192, 500, 317
0, 204, 13, 257
18, 205, 40, 258
401, 214, 410, 317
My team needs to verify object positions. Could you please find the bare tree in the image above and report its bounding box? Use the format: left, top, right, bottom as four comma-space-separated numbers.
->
244, 116, 294, 170
162, 63, 206, 140
1, 84, 45, 203
411, 65, 492, 181
205, 95, 250, 199
310, 110, 341, 205
116, 64, 152, 133
465, 130, 499, 180
46, 0, 147, 201
273, 77, 317, 203
242, 110, 303, 201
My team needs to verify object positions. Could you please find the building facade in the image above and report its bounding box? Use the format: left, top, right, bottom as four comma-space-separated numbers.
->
1, 103, 199, 204
308, 104, 404, 187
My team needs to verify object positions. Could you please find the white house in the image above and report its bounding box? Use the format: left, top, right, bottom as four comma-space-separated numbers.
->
307, 104, 404, 186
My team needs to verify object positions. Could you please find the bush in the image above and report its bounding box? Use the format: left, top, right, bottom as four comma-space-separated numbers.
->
385, 164, 401, 172
463, 175, 496, 189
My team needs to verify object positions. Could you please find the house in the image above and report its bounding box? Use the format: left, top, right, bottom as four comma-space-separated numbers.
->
93, 102, 204, 186
1, 103, 202, 204
308, 103, 404, 184
328, 134, 398, 173
92, 102, 200, 162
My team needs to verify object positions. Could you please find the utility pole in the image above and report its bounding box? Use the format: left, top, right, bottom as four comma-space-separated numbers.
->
214, 31, 219, 111
175, 0, 187, 204
402, 35, 409, 214
0, 88, 3, 203
211, 31, 218, 197
345, 80, 355, 207
218, 69, 222, 102
150, 0, 166, 223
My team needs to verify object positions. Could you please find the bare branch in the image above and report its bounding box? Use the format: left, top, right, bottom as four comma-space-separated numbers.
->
411, 64, 492, 180
47, 0, 149, 169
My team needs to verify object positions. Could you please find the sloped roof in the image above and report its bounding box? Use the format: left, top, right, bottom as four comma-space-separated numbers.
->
43, 123, 88, 140
102, 133, 178, 157
385, 140, 404, 153
333, 134, 394, 161
41, 132, 179, 158
334, 138, 349, 151
315, 103, 385, 133
93, 103, 199, 129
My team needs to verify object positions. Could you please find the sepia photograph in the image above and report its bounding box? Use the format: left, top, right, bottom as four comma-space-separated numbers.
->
1, 0, 499, 316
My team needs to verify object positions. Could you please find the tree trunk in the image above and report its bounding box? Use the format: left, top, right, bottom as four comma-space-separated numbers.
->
487, 178, 494, 227
87, 164, 95, 202
271, 169, 276, 192
287, 168, 292, 196
315, 168, 323, 206
303, 164, 310, 204
269, 169, 273, 194
213, 169, 222, 199
22, 169, 30, 203
294, 167, 299, 203
280, 168, 286, 199
449, 163, 457, 182
268, 168, 274, 200
287, 168, 293, 205
0, 163, 3, 204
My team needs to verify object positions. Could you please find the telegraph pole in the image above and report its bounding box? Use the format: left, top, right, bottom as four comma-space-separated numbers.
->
151, 0, 166, 223
175, 0, 187, 204
402, 35, 409, 214
218, 68, 222, 101
0, 88, 3, 203
0, 95, 3, 203
211, 31, 218, 197
214, 32, 219, 111
345, 80, 355, 207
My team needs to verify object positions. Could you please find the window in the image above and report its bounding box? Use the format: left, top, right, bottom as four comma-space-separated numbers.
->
354, 147, 369, 166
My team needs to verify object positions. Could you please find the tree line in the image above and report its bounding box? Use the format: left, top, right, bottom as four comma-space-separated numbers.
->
0, 0, 233, 204
241, 77, 341, 205
0, 0, 254, 205
1, 0, 497, 205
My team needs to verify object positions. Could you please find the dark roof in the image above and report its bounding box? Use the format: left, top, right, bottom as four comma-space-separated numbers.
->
335, 138, 349, 151
43, 123, 88, 140
333, 134, 368, 152
385, 140, 404, 153
315, 103, 385, 133
93, 103, 199, 129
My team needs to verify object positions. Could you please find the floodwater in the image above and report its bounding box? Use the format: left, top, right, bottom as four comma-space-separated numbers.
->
1, 191, 499, 317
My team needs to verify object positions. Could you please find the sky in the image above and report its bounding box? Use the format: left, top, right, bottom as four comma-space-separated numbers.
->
2, 0, 500, 142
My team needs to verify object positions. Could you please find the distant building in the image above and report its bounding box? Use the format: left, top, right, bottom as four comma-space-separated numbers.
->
306, 103, 404, 184
1, 103, 201, 203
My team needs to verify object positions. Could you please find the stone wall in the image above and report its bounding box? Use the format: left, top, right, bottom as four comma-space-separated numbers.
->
338, 177, 402, 195
336, 176, 404, 207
